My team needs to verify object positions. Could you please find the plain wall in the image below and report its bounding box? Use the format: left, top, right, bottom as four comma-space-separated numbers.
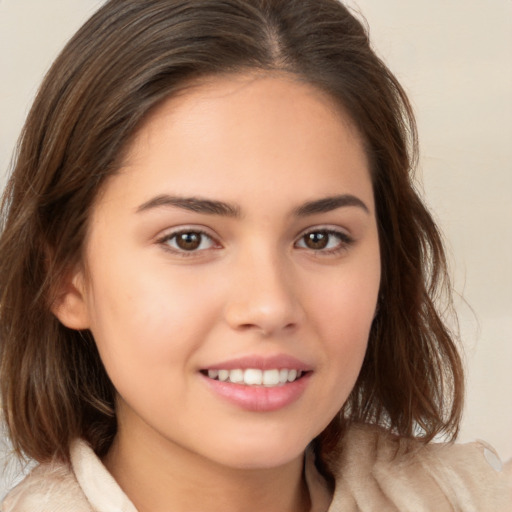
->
1, 0, 511, 498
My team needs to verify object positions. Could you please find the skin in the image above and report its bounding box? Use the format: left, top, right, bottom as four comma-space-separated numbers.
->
55, 72, 381, 512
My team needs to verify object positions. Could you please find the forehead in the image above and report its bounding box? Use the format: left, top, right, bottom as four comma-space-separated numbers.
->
126, 71, 364, 160
102, 71, 373, 214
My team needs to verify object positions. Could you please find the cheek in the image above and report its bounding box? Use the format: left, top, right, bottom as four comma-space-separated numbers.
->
304, 256, 380, 378
310, 255, 379, 329
84, 261, 225, 377
317, 295, 372, 385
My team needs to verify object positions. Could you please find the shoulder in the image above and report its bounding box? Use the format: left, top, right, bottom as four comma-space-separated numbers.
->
1, 458, 91, 512
1, 440, 138, 512
328, 424, 512, 511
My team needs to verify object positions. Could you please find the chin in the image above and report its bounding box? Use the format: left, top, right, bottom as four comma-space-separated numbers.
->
202, 430, 314, 470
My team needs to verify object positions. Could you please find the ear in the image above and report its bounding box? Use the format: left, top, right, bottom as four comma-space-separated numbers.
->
51, 269, 91, 330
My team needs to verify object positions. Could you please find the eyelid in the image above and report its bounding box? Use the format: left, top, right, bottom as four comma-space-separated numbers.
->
294, 225, 354, 253
296, 224, 352, 239
156, 225, 222, 256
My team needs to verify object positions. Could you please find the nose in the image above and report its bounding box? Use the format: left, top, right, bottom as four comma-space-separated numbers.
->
223, 250, 304, 337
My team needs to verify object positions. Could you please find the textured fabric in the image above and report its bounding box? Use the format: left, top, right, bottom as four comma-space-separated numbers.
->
2, 425, 511, 511
327, 425, 512, 511
0, 460, 91, 512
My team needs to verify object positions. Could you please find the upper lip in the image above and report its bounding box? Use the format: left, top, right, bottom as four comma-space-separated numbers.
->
201, 354, 312, 372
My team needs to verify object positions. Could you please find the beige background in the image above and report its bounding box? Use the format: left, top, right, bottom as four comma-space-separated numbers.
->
1, 0, 511, 497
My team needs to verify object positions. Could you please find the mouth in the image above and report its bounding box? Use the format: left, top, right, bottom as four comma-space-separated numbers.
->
199, 354, 313, 411
200, 368, 307, 387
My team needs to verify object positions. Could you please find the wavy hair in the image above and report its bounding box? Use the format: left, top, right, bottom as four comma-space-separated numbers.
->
0, 0, 463, 470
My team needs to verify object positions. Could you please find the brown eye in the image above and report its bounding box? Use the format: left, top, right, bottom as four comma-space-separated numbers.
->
304, 232, 329, 250
296, 229, 352, 253
163, 230, 216, 253
175, 232, 202, 251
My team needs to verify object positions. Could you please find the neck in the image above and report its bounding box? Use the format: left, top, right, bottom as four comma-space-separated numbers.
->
103, 419, 311, 512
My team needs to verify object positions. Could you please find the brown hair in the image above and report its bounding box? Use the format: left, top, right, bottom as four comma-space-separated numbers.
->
0, 0, 463, 467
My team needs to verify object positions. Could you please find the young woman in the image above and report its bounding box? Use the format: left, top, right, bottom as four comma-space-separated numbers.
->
1, 0, 510, 510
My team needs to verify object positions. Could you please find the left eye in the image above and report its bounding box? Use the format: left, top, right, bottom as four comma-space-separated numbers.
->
162, 231, 216, 252
295, 230, 351, 251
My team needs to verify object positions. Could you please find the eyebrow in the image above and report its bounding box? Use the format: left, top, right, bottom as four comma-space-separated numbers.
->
135, 193, 369, 217
136, 195, 241, 217
293, 194, 369, 216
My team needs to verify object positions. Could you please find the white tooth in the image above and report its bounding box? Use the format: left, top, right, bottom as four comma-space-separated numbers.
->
287, 369, 298, 382
208, 369, 219, 379
263, 369, 280, 387
229, 369, 244, 383
218, 369, 229, 382
279, 369, 289, 384
244, 369, 263, 386
297, 370, 303, 378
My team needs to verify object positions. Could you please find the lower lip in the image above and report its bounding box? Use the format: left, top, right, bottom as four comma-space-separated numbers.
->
201, 373, 311, 412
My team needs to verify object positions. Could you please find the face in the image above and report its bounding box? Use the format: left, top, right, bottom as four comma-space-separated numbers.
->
61, 72, 380, 470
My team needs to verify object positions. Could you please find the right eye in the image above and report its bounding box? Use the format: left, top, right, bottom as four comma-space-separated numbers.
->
159, 230, 217, 253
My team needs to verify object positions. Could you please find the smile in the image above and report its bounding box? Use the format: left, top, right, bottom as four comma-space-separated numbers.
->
204, 368, 305, 387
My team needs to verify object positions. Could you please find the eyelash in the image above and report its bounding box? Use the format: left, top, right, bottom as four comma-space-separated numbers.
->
157, 228, 219, 257
294, 228, 354, 255
157, 227, 354, 257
